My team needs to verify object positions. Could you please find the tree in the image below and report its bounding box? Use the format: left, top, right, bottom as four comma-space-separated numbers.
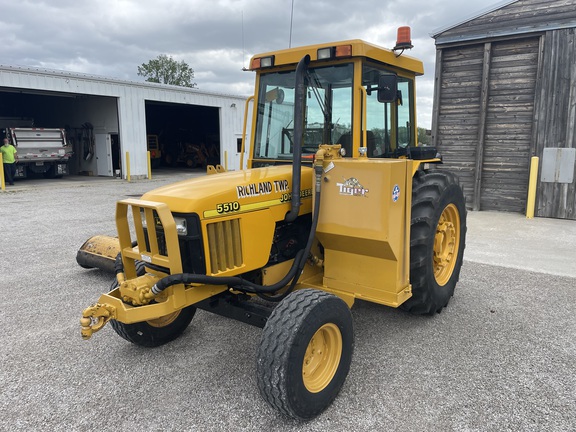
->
417, 127, 431, 145
137, 54, 197, 88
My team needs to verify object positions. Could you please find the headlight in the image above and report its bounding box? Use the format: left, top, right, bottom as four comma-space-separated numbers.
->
141, 211, 188, 236
174, 217, 188, 236
141, 211, 149, 229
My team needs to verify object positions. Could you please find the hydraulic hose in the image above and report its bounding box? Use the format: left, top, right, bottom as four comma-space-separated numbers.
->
257, 164, 322, 301
149, 250, 305, 296
114, 253, 123, 275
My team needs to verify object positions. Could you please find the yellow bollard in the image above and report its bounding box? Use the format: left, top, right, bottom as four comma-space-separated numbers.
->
126, 151, 131, 182
0, 153, 5, 191
526, 156, 539, 219
147, 151, 152, 180
224, 150, 228, 171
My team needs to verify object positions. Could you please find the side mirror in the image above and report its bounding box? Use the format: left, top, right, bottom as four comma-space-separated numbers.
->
377, 74, 398, 103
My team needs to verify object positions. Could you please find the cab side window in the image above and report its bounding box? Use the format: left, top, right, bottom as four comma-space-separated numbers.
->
363, 64, 414, 157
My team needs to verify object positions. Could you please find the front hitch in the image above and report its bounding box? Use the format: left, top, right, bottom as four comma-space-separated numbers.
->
81, 273, 162, 339
80, 303, 117, 340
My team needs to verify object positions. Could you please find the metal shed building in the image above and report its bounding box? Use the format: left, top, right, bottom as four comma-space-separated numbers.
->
431, 0, 576, 220
0, 65, 249, 179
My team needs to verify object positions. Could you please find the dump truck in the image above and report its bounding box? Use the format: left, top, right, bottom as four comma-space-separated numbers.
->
3, 127, 72, 178
78, 30, 466, 420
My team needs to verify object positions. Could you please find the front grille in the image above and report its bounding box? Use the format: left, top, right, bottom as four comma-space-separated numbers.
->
207, 218, 243, 274
144, 212, 206, 275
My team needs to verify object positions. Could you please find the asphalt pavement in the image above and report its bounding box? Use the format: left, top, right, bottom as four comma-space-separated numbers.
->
0, 173, 574, 431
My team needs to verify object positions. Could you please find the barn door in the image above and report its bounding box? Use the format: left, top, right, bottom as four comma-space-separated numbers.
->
479, 37, 540, 212
433, 37, 539, 213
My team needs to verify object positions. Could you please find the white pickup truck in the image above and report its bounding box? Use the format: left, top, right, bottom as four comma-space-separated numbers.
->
6, 127, 73, 178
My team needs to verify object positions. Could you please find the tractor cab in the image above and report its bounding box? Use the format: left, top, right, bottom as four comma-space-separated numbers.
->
247, 38, 427, 168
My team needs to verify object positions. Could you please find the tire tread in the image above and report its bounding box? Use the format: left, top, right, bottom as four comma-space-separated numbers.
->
401, 169, 467, 315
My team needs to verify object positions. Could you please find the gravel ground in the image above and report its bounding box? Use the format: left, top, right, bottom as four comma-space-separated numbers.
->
1, 175, 575, 431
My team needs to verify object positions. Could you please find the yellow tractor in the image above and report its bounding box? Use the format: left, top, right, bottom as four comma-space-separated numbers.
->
78, 33, 466, 420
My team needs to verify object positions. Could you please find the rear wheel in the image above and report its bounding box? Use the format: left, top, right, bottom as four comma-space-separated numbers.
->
109, 262, 196, 347
256, 289, 354, 420
401, 170, 467, 315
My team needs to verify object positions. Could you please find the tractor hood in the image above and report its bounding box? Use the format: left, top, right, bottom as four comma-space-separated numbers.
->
141, 165, 314, 219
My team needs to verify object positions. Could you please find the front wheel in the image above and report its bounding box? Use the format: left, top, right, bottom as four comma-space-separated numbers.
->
401, 169, 467, 315
109, 262, 196, 347
256, 289, 354, 420
109, 306, 196, 347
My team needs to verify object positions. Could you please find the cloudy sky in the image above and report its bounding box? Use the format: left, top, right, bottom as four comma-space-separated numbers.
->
1, 0, 509, 128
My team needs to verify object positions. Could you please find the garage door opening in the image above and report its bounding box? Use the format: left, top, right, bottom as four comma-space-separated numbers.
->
145, 101, 220, 170
0, 88, 119, 179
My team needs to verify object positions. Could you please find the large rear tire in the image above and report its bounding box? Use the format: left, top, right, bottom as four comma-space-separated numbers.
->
401, 170, 467, 315
109, 262, 196, 347
256, 289, 354, 420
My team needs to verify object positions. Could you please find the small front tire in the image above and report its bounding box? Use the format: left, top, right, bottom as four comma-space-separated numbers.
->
109, 262, 196, 347
256, 289, 354, 420
109, 306, 196, 347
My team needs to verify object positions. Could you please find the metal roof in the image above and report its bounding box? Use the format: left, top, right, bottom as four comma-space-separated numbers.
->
0, 63, 247, 100
430, 0, 519, 38
431, 0, 576, 45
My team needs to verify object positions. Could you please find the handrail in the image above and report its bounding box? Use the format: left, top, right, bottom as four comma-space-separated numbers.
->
360, 86, 368, 155
239, 95, 254, 170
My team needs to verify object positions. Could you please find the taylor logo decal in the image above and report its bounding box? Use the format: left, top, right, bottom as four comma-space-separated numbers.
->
336, 177, 369, 197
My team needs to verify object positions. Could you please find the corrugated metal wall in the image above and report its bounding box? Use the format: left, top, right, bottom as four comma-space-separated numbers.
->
0, 66, 248, 176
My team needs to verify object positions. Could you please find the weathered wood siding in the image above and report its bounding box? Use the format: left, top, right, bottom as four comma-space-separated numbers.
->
480, 38, 539, 212
533, 28, 576, 219
432, 44, 484, 208
433, 0, 576, 219
433, 38, 539, 212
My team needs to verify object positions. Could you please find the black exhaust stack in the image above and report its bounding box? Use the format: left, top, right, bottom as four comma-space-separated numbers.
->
285, 54, 310, 222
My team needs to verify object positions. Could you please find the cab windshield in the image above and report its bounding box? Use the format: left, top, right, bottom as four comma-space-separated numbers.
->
253, 63, 353, 160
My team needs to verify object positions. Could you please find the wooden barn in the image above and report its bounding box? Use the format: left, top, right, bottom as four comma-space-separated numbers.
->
431, 0, 576, 220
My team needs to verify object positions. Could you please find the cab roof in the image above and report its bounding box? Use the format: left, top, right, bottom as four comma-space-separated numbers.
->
249, 39, 424, 76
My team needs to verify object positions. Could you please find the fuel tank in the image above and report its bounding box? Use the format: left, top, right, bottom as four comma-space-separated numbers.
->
314, 158, 412, 307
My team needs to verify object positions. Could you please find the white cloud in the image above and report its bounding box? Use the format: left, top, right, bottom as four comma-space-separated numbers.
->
0, 0, 505, 127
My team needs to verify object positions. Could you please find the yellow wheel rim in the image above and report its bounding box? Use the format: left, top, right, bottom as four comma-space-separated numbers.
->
147, 310, 180, 328
302, 323, 342, 393
433, 203, 461, 286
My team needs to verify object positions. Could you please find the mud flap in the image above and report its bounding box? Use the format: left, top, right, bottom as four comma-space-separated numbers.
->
76, 235, 120, 273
